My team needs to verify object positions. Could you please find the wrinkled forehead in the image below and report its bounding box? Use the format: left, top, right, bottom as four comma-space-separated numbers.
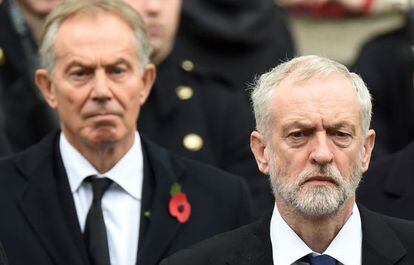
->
272, 73, 361, 124
277, 71, 356, 101
57, 10, 133, 34
55, 11, 136, 52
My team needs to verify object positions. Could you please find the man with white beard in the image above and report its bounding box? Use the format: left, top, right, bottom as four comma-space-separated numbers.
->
161, 55, 414, 265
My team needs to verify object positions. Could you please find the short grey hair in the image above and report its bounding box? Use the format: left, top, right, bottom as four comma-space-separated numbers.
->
39, 0, 152, 75
250, 55, 372, 139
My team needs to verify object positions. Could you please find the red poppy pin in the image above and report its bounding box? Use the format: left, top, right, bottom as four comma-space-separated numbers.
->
169, 182, 191, 223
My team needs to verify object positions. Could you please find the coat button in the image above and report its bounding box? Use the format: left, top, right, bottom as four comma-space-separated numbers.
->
181, 60, 194, 72
176, 86, 193, 100
0, 47, 5, 66
183, 133, 203, 152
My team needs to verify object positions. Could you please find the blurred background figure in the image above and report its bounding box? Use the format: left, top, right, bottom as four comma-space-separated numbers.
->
358, 138, 414, 221
173, 0, 296, 92
124, 0, 276, 216
0, 0, 61, 154
353, 10, 414, 158
279, 0, 411, 66
280, 0, 411, 15
0, 83, 11, 157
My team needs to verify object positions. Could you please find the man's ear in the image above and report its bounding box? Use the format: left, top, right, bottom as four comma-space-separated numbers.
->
361, 129, 376, 173
250, 131, 270, 175
139, 64, 156, 105
35, 69, 58, 109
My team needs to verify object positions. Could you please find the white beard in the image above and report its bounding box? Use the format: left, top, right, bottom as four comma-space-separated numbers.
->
269, 152, 362, 217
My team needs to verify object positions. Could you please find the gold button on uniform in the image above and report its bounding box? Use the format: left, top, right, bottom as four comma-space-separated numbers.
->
181, 60, 194, 72
0, 47, 5, 66
176, 86, 193, 100
183, 133, 203, 152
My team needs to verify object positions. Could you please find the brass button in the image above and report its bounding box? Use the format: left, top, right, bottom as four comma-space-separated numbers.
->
183, 133, 203, 152
176, 86, 193, 100
0, 47, 5, 65
181, 60, 194, 72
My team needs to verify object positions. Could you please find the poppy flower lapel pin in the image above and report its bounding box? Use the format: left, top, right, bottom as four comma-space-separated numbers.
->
169, 182, 191, 223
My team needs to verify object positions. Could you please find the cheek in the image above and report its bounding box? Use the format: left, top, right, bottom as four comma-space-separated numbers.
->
27, 0, 62, 15
274, 149, 304, 177
165, 4, 181, 34
124, 1, 149, 20
116, 87, 142, 118
55, 88, 89, 117
333, 150, 359, 178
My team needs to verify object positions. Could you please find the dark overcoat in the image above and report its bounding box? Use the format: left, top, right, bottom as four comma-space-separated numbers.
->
0, 132, 253, 265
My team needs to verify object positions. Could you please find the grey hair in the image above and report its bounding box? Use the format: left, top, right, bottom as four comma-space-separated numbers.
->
250, 55, 372, 139
39, 0, 152, 75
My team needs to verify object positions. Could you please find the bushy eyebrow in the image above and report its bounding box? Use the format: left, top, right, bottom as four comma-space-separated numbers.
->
281, 121, 314, 135
64, 58, 132, 72
64, 60, 87, 71
281, 120, 356, 135
328, 122, 356, 134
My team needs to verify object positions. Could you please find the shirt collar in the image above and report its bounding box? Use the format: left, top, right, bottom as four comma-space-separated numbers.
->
324, 204, 362, 265
270, 203, 362, 265
60, 132, 144, 200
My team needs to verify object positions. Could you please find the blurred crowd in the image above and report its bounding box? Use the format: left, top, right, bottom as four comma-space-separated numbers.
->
0, 0, 414, 219
2, 0, 414, 264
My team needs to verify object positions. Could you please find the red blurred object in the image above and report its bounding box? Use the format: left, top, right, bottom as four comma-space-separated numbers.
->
288, 0, 374, 18
169, 193, 192, 223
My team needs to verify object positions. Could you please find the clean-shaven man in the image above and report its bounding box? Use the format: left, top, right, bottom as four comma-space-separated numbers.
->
0, 1, 253, 265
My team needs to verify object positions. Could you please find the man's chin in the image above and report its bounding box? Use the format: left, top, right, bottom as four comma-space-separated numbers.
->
290, 187, 346, 217
84, 131, 121, 151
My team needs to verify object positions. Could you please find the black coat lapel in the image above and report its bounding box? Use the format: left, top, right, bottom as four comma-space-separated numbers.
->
383, 144, 414, 198
138, 142, 155, 248
360, 204, 407, 265
137, 138, 184, 265
226, 213, 273, 265
16, 133, 85, 265
53, 139, 90, 265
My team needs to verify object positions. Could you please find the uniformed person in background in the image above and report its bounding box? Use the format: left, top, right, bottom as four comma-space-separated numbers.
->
124, 0, 274, 216
173, 0, 295, 93
0, 83, 11, 157
0, 0, 61, 153
353, 10, 414, 159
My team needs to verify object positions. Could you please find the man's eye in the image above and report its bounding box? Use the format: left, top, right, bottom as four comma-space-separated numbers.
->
286, 131, 308, 147
290, 131, 304, 139
68, 69, 91, 83
335, 131, 349, 137
331, 131, 352, 146
108, 66, 126, 76
71, 70, 86, 77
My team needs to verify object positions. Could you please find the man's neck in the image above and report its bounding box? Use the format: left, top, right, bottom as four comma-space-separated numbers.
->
276, 198, 355, 253
63, 133, 136, 174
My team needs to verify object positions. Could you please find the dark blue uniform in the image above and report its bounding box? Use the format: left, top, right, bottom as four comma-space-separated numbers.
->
138, 54, 274, 217
353, 15, 414, 158
174, 0, 295, 93
0, 0, 58, 154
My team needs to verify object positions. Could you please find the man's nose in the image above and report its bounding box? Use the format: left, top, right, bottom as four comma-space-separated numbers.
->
145, 0, 162, 14
90, 71, 112, 101
309, 133, 334, 166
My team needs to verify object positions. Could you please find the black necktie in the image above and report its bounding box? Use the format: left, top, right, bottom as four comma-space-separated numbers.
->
308, 254, 337, 265
84, 177, 113, 265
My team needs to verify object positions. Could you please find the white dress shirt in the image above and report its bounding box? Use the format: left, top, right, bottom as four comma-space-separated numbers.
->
60, 132, 143, 265
270, 203, 362, 265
